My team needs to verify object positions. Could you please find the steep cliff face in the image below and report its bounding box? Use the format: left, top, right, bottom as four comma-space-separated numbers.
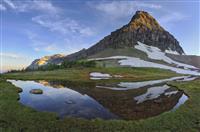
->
27, 11, 186, 69
85, 11, 184, 57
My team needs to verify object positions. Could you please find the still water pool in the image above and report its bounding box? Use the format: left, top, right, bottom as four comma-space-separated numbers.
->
8, 78, 188, 120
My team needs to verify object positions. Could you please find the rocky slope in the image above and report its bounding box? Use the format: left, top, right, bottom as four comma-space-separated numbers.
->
27, 11, 188, 70
27, 54, 64, 70
167, 54, 200, 69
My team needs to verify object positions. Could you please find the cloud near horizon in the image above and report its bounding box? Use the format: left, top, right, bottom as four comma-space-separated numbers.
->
0, 52, 22, 59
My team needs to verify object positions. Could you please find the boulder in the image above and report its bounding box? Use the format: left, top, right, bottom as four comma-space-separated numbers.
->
16, 87, 23, 93
30, 89, 43, 94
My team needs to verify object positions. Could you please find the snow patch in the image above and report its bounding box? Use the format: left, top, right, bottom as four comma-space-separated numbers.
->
165, 91, 178, 96
172, 94, 188, 110
134, 85, 170, 104
96, 76, 187, 90
89, 72, 123, 80
165, 49, 180, 55
90, 72, 111, 80
113, 75, 123, 78
90, 77, 110, 80
135, 41, 197, 69
176, 76, 198, 82
90, 72, 111, 77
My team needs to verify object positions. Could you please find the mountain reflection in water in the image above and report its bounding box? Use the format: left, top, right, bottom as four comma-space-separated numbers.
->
8, 79, 188, 120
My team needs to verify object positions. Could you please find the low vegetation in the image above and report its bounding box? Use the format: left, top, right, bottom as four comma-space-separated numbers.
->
1, 67, 198, 131
7, 60, 96, 73
38, 60, 96, 71
3, 67, 178, 82
0, 77, 199, 131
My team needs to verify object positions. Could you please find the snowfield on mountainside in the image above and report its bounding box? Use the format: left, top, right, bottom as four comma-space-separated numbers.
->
89, 42, 199, 76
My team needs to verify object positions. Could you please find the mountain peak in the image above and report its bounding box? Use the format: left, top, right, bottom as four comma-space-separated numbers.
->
27, 11, 186, 70
91, 10, 184, 55
127, 10, 162, 31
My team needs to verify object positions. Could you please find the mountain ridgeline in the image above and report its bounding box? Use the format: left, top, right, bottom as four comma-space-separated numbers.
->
27, 11, 186, 70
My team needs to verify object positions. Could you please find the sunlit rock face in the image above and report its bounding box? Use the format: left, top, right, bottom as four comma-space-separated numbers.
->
27, 54, 65, 70
122, 11, 183, 54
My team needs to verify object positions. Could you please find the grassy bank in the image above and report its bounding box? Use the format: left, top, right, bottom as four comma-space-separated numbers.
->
2, 67, 178, 82
0, 77, 199, 131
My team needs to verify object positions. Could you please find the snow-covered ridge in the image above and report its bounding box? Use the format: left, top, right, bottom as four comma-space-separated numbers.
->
135, 41, 196, 69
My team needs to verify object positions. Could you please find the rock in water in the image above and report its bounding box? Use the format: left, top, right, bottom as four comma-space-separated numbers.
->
30, 89, 43, 94
16, 87, 23, 93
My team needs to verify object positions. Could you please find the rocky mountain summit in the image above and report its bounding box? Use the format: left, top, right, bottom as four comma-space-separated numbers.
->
27, 11, 187, 70
85, 11, 184, 56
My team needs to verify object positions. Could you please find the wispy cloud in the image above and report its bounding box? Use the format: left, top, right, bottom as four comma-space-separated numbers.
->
158, 12, 188, 25
0, 52, 23, 59
63, 37, 90, 54
26, 31, 53, 52
88, 1, 162, 19
4, 0, 95, 54
26, 31, 59, 53
0, 4, 6, 11
88, 1, 187, 30
34, 44, 58, 52
3, 0, 60, 14
44, 44, 58, 52
26, 30, 89, 54
32, 15, 94, 36
3, 0, 15, 9
4, 0, 94, 37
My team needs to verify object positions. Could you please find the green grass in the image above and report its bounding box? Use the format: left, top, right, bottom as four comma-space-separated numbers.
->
2, 67, 178, 82
0, 77, 199, 131
0, 67, 197, 131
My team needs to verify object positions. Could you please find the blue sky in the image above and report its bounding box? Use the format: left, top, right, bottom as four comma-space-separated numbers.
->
0, 0, 199, 72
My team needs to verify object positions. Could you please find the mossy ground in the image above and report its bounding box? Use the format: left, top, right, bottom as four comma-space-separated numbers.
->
0, 67, 199, 132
